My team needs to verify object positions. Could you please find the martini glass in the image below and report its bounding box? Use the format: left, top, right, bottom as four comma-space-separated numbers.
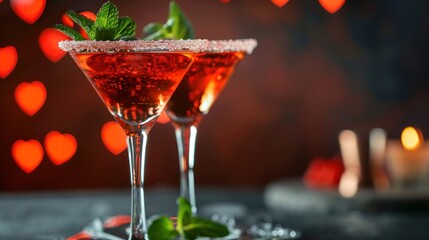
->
59, 39, 207, 240
165, 39, 257, 215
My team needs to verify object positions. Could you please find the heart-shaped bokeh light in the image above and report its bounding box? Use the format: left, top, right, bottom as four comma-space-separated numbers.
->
271, 0, 289, 7
15, 81, 47, 116
10, 0, 46, 24
39, 28, 70, 62
0, 46, 18, 79
44, 131, 77, 166
12, 139, 44, 174
101, 121, 127, 155
319, 0, 346, 14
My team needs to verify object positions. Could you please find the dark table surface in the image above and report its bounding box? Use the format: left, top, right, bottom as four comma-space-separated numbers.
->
1, 181, 429, 240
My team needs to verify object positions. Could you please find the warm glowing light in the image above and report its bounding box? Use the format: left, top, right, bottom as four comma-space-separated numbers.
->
39, 28, 70, 62
199, 81, 217, 113
44, 131, 77, 166
319, 0, 346, 14
15, 81, 47, 116
339, 130, 361, 169
101, 121, 127, 155
338, 170, 359, 198
401, 126, 423, 150
10, 0, 46, 24
338, 130, 361, 198
0, 46, 18, 79
12, 139, 44, 174
157, 111, 170, 124
271, 0, 289, 7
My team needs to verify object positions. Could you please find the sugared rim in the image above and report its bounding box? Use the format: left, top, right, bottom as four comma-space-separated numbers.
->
58, 39, 209, 53
205, 39, 257, 54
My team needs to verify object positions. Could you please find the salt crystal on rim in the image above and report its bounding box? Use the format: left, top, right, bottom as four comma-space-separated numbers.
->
58, 39, 209, 53
206, 39, 257, 54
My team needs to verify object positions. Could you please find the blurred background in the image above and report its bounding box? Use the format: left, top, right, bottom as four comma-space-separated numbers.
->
0, 0, 428, 191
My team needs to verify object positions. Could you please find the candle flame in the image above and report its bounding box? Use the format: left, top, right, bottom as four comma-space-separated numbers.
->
401, 126, 423, 150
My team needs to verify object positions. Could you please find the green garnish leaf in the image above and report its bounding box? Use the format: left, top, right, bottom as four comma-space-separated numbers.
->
143, 23, 163, 33
54, 1, 136, 41
53, 24, 85, 41
148, 197, 229, 240
176, 197, 193, 235
143, 1, 194, 40
94, 1, 119, 29
147, 216, 179, 240
115, 16, 137, 39
184, 217, 230, 240
66, 10, 95, 39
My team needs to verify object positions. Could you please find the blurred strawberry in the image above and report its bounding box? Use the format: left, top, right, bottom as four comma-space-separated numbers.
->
303, 157, 344, 188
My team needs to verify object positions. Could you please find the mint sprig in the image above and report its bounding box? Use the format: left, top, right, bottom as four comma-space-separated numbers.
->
143, 1, 194, 40
54, 1, 136, 41
148, 197, 229, 240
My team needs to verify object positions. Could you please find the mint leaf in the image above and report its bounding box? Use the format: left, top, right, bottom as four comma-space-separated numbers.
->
177, 197, 193, 235
55, 1, 136, 41
66, 10, 95, 39
183, 217, 230, 240
167, 1, 194, 39
147, 216, 179, 240
93, 1, 119, 40
144, 23, 163, 33
94, 27, 115, 41
148, 197, 230, 240
143, 1, 194, 40
114, 16, 136, 39
94, 1, 119, 29
53, 24, 85, 41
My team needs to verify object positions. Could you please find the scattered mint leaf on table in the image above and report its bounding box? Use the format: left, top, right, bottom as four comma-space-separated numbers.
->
147, 216, 179, 240
148, 197, 229, 240
183, 217, 230, 240
54, 1, 136, 41
143, 1, 194, 40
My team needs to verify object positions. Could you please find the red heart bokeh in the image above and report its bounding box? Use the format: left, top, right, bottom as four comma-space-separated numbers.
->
319, 0, 346, 14
101, 121, 127, 155
0, 46, 18, 79
271, 0, 289, 7
15, 81, 47, 116
10, 0, 46, 24
12, 139, 44, 174
39, 28, 70, 62
44, 131, 77, 166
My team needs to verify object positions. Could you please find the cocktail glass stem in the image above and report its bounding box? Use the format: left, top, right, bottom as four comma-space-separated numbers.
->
126, 130, 149, 240
174, 124, 198, 215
